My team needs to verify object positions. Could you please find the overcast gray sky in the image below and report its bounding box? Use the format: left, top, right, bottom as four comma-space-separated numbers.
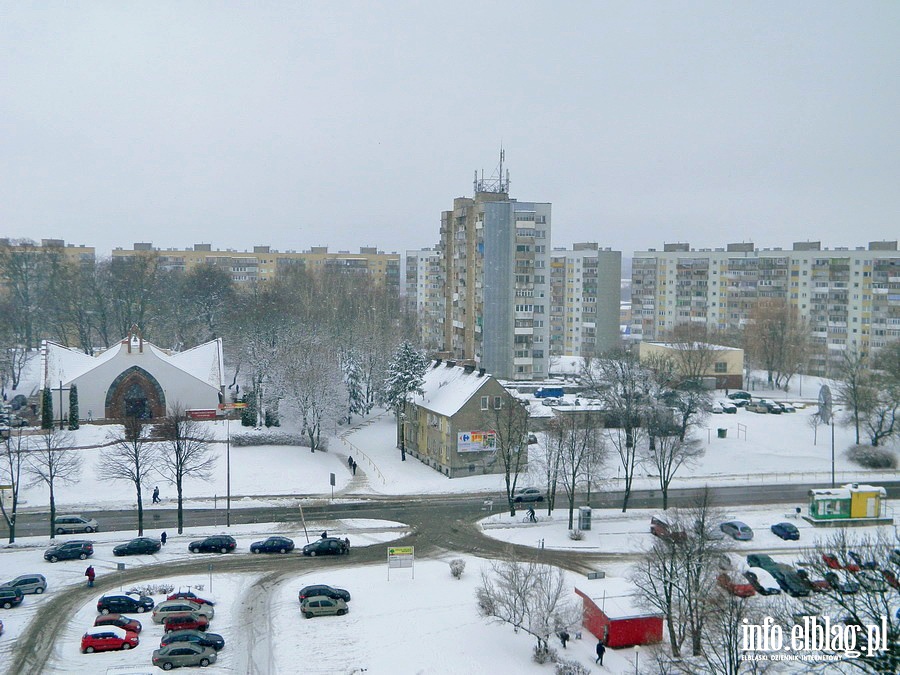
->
2, 2, 898, 257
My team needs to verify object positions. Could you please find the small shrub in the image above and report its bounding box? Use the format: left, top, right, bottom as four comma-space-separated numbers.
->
847, 444, 897, 469
555, 658, 590, 675
568, 529, 584, 541
232, 432, 316, 448
128, 582, 175, 597
449, 558, 466, 579
533, 645, 558, 664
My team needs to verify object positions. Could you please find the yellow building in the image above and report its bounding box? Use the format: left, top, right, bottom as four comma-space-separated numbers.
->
807, 483, 890, 525
637, 341, 744, 389
111, 243, 400, 289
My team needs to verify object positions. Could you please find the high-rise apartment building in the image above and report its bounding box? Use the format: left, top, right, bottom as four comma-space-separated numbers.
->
631, 240, 900, 375
111, 243, 400, 290
0, 238, 95, 269
405, 247, 444, 351
549, 243, 622, 357
434, 170, 552, 380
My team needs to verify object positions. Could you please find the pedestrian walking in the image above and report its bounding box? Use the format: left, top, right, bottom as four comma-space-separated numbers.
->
595, 639, 605, 665
152, 486, 160, 504
559, 630, 569, 649
321, 530, 328, 539
343, 537, 350, 553
348, 456, 354, 469
160, 531, 167, 546
85, 565, 95, 587
351, 459, 357, 476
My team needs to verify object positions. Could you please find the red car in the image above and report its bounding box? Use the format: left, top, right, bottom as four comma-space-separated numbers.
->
81, 626, 139, 653
167, 591, 215, 607
93, 614, 142, 633
822, 553, 860, 573
717, 572, 756, 598
163, 613, 209, 633
882, 569, 900, 590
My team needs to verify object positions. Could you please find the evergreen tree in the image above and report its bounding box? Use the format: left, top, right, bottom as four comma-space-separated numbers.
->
241, 392, 256, 427
344, 350, 366, 424
41, 387, 53, 430
382, 341, 429, 461
68, 384, 80, 430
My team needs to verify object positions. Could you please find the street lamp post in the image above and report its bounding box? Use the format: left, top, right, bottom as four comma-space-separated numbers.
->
226, 416, 231, 527
634, 645, 640, 674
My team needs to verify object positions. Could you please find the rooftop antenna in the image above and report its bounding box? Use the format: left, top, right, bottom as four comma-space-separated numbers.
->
474, 146, 510, 194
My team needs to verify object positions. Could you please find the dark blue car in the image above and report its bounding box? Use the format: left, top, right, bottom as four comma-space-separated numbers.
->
771, 522, 800, 540
250, 536, 295, 554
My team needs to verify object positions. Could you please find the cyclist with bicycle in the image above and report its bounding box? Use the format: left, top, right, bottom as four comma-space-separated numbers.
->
526, 506, 537, 523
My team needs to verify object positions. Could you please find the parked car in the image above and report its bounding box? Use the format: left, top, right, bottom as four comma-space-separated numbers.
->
857, 570, 888, 593
513, 487, 545, 503
188, 535, 236, 554
881, 569, 900, 590
824, 571, 859, 594
848, 551, 878, 570
250, 536, 295, 554
650, 515, 687, 542
97, 593, 155, 614
795, 569, 830, 593
152, 643, 218, 670
162, 613, 210, 633
771, 564, 811, 597
720, 521, 754, 541
153, 600, 215, 623
0, 585, 24, 609
44, 540, 93, 562
301, 595, 349, 618
298, 584, 351, 603
727, 391, 752, 401
717, 573, 756, 598
822, 553, 860, 572
4, 574, 46, 595
710, 401, 724, 414
890, 548, 900, 566
113, 536, 162, 556
718, 400, 738, 414
302, 538, 349, 557
167, 591, 216, 607
53, 514, 99, 534
746, 554, 778, 572
160, 629, 225, 651
94, 614, 142, 633
743, 568, 782, 596
780, 403, 796, 413
81, 625, 139, 653
771, 522, 800, 541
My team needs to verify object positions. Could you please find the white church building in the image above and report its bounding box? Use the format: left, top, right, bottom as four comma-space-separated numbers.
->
40, 328, 225, 421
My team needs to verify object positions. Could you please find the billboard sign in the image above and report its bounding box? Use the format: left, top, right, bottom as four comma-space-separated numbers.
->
457, 431, 496, 453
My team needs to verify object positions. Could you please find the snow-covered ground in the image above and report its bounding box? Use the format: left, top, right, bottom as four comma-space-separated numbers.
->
2, 367, 897, 673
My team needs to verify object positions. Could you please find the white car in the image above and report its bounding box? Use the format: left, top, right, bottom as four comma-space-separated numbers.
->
718, 400, 738, 414
710, 401, 724, 414
744, 567, 781, 595
152, 599, 214, 623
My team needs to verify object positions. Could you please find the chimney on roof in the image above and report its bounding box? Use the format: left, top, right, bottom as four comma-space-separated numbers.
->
477, 368, 485, 377
446, 360, 456, 368
463, 364, 475, 374
433, 358, 442, 368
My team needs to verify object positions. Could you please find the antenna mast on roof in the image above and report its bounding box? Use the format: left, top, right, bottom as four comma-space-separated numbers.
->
474, 147, 510, 194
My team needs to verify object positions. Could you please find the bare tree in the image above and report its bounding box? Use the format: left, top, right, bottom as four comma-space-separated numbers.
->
0, 428, 27, 543
642, 432, 703, 510
583, 350, 647, 512
24, 428, 82, 538
664, 324, 722, 383
155, 408, 217, 534
836, 349, 875, 445
482, 397, 530, 516
476, 554, 579, 656
745, 299, 809, 389
547, 411, 606, 529
97, 417, 159, 535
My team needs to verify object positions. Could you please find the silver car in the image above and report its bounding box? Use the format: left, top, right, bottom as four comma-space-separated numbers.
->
4, 574, 47, 595
53, 514, 99, 534
152, 643, 218, 670
720, 520, 754, 541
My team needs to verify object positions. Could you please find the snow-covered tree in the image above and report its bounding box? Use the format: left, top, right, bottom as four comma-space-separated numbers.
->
382, 341, 429, 461
343, 349, 367, 424
68, 384, 79, 430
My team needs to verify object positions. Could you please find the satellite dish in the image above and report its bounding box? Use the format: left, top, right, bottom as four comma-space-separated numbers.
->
818, 385, 833, 424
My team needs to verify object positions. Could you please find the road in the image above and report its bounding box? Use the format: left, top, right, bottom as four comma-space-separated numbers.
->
8, 479, 900, 674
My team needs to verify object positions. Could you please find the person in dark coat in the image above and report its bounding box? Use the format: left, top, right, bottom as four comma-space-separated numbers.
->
160, 531, 167, 546
559, 630, 569, 648
595, 639, 605, 665
321, 531, 328, 539
351, 460, 357, 475
152, 486, 160, 504
348, 456, 354, 468
85, 565, 95, 587
343, 537, 350, 553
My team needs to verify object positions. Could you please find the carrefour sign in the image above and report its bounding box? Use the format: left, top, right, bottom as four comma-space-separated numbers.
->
457, 431, 496, 453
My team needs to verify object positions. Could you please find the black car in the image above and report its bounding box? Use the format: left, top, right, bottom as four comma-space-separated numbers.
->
250, 536, 295, 554
0, 586, 24, 609
771, 564, 811, 597
298, 584, 351, 603
44, 540, 94, 562
161, 629, 226, 651
727, 391, 752, 401
302, 538, 348, 557
114, 537, 162, 556
188, 535, 237, 554
97, 593, 155, 614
